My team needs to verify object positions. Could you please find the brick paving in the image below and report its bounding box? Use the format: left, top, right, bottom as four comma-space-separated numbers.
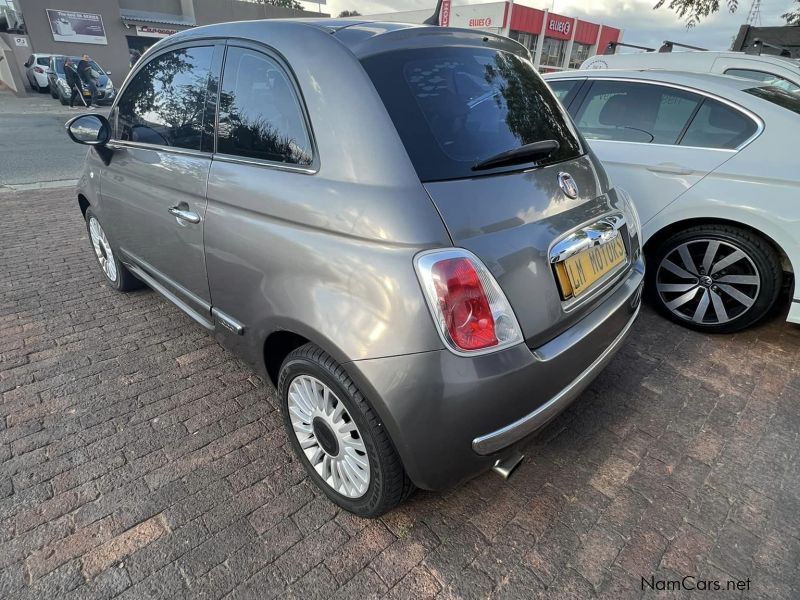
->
1, 187, 799, 599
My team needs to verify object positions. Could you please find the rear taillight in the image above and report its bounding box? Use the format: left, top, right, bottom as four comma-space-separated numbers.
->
415, 249, 523, 355
34, 66, 44, 74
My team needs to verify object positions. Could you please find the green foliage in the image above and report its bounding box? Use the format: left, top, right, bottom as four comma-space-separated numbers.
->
784, 0, 800, 25
653, 0, 739, 27
338, 10, 361, 17
253, 0, 304, 10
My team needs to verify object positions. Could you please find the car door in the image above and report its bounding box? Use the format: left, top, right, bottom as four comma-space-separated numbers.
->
99, 42, 223, 323
568, 79, 743, 227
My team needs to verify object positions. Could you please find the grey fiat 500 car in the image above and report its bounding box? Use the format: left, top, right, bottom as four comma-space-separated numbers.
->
65, 19, 644, 516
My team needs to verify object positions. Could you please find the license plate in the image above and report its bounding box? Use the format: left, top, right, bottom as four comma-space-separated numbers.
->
556, 236, 626, 298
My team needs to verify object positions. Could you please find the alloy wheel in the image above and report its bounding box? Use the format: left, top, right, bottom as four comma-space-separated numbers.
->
88, 217, 118, 283
287, 375, 370, 498
655, 239, 760, 325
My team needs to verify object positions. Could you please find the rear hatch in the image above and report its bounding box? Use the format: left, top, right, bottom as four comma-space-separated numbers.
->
361, 33, 635, 347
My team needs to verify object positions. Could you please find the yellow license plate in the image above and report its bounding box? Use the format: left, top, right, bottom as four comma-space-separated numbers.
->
556, 236, 626, 298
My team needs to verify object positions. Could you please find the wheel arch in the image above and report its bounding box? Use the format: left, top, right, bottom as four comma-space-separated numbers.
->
644, 217, 793, 275
78, 194, 91, 218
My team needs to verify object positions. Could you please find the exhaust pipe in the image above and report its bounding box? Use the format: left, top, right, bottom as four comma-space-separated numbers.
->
492, 451, 524, 480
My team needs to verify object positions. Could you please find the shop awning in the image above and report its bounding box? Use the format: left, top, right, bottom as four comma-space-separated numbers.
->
120, 9, 196, 28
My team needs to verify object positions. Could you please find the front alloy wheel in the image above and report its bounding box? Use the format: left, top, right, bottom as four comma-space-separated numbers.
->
89, 216, 118, 283
648, 224, 782, 333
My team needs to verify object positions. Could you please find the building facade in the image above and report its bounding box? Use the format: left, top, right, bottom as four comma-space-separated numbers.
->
4, 0, 327, 94
367, 1, 623, 71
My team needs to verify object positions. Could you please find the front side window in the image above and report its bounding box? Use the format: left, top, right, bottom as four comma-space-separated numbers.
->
680, 99, 757, 149
362, 46, 583, 181
574, 80, 701, 144
117, 46, 214, 151
724, 68, 800, 94
216, 47, 313, 165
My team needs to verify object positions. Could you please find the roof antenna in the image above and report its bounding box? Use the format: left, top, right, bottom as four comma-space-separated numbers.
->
423, 0, 444, 25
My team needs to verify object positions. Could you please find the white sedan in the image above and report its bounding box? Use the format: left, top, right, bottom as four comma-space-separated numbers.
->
545, 69, 799, 332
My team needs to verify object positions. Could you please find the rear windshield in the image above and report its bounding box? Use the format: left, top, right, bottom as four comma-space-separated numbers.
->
744, 86, 800, 116
362, 46, 583, 181
55, 56, 102, 74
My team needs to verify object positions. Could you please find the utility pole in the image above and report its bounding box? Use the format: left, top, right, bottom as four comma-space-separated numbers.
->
746, 0, 762, 26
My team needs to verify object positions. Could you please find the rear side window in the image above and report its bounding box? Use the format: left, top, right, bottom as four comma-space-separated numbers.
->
216, 47, 312, 165
679, 99, 757, 149
36, 57, 50, 66
575, 80, 701, 144
362, 46, 583, 181
724, 68, 800, 94
117, 46, 214, 151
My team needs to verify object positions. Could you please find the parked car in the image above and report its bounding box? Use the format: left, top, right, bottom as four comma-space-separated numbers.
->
64, 19, 644, 516
24, 53, 52, 92
581, 51, 800, 94
545, 69, 800, 332
47, 55, 115, 105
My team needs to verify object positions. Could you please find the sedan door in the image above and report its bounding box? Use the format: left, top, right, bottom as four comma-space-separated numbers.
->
566, 79, 748, 229
99, 43, 222, 323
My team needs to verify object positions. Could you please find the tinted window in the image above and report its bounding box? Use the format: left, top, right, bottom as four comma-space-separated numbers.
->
55, 56, 102, 75
216, 47, 312, 165
117, 46, 213, 150
548, 79, 579, 104
36, 57, 49, 66
575, 81, 701, 144
362, 47, 583, 182
725, 69, 800, 94
680, 99, 757, 149
745, 85, 800, 115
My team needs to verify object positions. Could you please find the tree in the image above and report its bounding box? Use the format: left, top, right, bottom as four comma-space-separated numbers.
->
656, 0, 800, 26
338, 10, 361, 17
251, 0, 304, 11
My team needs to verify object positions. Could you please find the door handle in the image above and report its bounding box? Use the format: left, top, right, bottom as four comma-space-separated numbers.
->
646, 163, 694, 176
168, 205, 201, 224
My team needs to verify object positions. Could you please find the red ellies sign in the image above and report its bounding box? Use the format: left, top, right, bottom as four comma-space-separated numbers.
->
440, 0, 451, 26
546, 15, 573, 40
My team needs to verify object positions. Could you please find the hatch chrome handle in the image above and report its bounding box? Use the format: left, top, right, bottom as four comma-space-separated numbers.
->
168, 205, 200, 224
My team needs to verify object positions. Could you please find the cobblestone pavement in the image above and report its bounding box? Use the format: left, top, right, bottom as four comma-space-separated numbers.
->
1, 188, 799, 600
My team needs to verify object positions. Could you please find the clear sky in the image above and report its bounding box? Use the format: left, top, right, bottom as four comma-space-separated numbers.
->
302, 0, 797, 51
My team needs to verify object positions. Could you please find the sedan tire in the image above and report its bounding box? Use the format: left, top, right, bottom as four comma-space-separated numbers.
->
278, 343, 414, 517
647, 224, 782, 333
84, 209, 143, 292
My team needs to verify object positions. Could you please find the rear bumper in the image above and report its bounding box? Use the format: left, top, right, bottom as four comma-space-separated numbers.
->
346, 258, 645, 491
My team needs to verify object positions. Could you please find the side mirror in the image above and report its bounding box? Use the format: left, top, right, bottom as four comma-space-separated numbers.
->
65, 114, 110, 146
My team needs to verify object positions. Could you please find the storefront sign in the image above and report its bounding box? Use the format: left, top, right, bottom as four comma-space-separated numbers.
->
440, 0, 451, 26
449, 2, 506, 31
547, 15, 572, 39
46, 9, 107, 45
135, 25, 179, 38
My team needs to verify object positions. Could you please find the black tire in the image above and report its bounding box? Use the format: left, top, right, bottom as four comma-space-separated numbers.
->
58, 89, 69, 106
646, 224, 782, 333
50, 85, 58, 99
278, 343, 414, 517
38, 83, 49, 94
84, 208, 143, 292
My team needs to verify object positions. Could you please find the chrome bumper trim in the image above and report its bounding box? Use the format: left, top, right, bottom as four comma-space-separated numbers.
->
472, 303, 640, 456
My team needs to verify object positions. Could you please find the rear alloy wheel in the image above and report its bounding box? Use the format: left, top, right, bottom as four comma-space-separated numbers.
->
648, 225, 782, 332
279, 343, 413, 516
84, 209, 143, 292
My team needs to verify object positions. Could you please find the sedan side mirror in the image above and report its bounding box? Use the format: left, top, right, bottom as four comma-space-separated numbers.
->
66, 114, 110, 146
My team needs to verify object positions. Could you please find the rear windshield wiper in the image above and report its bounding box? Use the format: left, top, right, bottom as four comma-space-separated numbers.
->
472, 140, 560, 172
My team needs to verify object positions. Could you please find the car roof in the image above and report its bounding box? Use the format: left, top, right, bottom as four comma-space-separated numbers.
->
165, 18, 518, 58
544, 68, 768, 94
584, 50, 800, 69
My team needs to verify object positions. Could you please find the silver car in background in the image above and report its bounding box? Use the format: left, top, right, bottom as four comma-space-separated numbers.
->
546, 69, 800, 332
65, 19, 643, 516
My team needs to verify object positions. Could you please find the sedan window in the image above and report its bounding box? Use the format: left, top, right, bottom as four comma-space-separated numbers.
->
679, 99, 757, 149
744, 86, 800, 116
574, 80, 701, 145
724, 69, 800, 95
